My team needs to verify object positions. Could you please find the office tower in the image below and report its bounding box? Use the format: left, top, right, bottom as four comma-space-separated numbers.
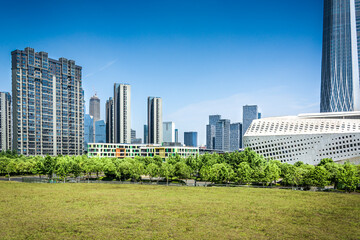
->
114, 84, 131, 143
230, 123, 242, 152
242, 105, 259, 147
258, 112, 261, 119
175, 129, 179, 143
163, 121, 175, 142
84, 114, 94, 150
206, 115, 221, 149
321, 0, 360, 112
143, 124, 148, 144
105, 97, 114, 143
0, 92, 12, 151
147, 97, 162, 144
95, 120, 106, 143
131, 129, 136, 139
106, 84, 131, 143
11, 47, 83, 155
184, 131, 198, 147
89, 93, 100, 123
215, 119, 230, 151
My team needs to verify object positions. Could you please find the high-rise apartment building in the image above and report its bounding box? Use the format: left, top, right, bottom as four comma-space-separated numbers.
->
163, 121, 175, 142
105, 97, 114, 143
0, 92, 12, 151
147, 97, 162, 144
12, 47, 83, 155
89, 93, 100, 123
242, 105, 259, 147
215, 119, 230, 151
230, 122, 242, 152
106, 84, 131, 143
143, 124, 148, 144
184, 131, 198, 147
95, 120, 106, 143
206, 115, 221, 149
321, 0, 360, 112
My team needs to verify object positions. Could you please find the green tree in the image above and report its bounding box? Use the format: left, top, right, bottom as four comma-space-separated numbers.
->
43, 155, 57, 180
55, 156, 71, 183
305, 166, 329, 188
160, 162, 174, 185
237, 162, 253, 184
146, 162, 159, 182
337, 162, 360, 192
174, 161, 192, 184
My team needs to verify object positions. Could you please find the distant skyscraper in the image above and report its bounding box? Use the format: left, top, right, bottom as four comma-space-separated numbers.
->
163, 121, 175, 142
84, 114, 94, 150
89, 94, 100, 123
230, 123, 242, 152
175, 129, 179, 143
206, 115, 221, 149
105, 98, 114, 143
215, 119, 230, 151
106, 84, 131, 143
242, 105, 259, 147
147, 97, 163, 144
321, 0, 360, 112
0, 92, 12, 151
12, 47, 84, 155
131, 129, 136, 139
95, 120, 106, 143
184, 131, 198, 147
143, 124, 148, 144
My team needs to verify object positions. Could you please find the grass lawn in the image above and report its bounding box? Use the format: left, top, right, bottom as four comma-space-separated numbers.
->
0, 182, 359, 240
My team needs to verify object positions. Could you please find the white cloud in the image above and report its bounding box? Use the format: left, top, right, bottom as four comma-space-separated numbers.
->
165, 86, 319, 145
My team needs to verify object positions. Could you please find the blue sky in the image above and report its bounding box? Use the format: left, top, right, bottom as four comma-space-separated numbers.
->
0, 0, 323, 145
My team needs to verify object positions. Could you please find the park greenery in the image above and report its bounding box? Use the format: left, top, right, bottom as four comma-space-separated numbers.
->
0, 148, 359, 192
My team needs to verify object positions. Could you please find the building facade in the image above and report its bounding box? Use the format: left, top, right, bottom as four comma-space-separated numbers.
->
12, 47, 83, 155
321, 0, 360, 112
184, 131, 198, 147
131, 129, 136, 139
89, 93, 100, 123
230, 122, 242, 152
105, 97, 114, 143
84, 114, 94, 151
143, 124, 148, 144
88, 143, 199, 159
244, 112, 360, 165
206, 115, 221, 149
147, 97, 162, 144
242, 105, 259, 147
175, 129, 179, 143
106, 84, 131, 144
114, 84, 131, 143
163, 121, 175, 142
95, 120, 106, 143
215, 119, 230, 151
0, 92, 12, 151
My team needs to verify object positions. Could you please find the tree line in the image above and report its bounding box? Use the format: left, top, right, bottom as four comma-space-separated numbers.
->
0, 148, 359, 192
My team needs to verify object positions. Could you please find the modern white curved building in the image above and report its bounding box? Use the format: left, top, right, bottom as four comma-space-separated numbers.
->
243, 112, 360, 165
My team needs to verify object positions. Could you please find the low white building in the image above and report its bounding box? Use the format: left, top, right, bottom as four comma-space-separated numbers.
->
88, 143, 198, 159
243, 111, 360, 165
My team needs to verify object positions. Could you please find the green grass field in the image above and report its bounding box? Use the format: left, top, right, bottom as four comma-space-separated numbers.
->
0, 182, 359, 240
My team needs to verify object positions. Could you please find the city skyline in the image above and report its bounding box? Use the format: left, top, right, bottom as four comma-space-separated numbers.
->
0, 0, 323, 145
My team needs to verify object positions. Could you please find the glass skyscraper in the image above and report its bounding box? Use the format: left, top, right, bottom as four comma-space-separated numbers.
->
321, 0, 360, 112
184, 131, 198, 147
